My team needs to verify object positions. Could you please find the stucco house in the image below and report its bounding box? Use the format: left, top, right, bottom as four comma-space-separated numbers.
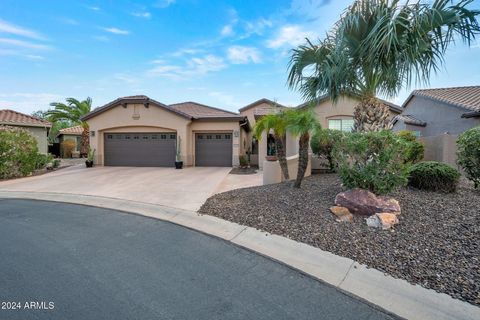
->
58, 125, 83, 156
0, 109, 51, 154
81, 95, 245, 167
392, 86, 480, 165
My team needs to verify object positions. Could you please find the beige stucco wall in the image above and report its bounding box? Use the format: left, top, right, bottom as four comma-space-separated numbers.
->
8, 125, 49, 154
263, 154, 312, 185
86, 103, 240, 166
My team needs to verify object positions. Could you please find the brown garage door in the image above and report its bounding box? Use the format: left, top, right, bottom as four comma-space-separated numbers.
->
104, 133, 176, 167
195, 133, 232, 167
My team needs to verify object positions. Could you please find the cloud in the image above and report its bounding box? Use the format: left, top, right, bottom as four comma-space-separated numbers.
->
148, 54, 226, 79
227, 46, 262, 64
266, 25, 317, 49
221, 25, 234, 37
241, 18, 273, 38
0, 38, 51, 50
154, 0, 176, 8
87, 6, 101, 11
132, 12, 152, 19
0, 19, 46, 40
171, 48, 205, 57
103, 27, 130, 35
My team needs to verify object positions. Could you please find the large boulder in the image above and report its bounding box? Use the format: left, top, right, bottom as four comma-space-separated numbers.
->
335, 188, 401, 216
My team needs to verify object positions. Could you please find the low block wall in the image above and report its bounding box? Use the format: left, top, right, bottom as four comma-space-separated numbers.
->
263, 154, 312, 185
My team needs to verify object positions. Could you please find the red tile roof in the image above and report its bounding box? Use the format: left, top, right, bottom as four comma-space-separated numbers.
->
168, 102, 244, 120
408, 86, 480, 112
0, 109, 51, 127
239, 98, 289, 112
58, 125, 83, 135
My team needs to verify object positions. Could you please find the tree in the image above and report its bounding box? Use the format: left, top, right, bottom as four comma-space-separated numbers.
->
288, 0, 480, 132
284, 108, 321, 188
31, 110, 71, 144
46, 98, 92, 156
254, 111, 290, 180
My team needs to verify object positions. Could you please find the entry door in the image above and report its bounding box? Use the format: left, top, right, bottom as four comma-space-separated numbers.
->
104, 133, 176, 167
195, 133, 232, 167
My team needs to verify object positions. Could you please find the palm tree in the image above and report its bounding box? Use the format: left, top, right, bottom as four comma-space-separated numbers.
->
284, 108, 321, 188
47, 97, 92, 156
254, 111, 290, 180
288, 0, 480, 132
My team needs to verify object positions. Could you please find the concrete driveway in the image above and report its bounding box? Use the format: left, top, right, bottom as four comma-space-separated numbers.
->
0, 165, 241, 211
0, 199, 396, 320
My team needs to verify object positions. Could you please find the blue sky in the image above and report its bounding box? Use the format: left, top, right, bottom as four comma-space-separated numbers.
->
0, 0, 479, 114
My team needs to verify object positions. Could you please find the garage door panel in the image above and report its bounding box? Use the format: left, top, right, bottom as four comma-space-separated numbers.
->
104, 133, 175, 167
195, 133, 232, 167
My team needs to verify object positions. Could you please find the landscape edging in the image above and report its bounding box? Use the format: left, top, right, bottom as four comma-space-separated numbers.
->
0, 191, 478, 320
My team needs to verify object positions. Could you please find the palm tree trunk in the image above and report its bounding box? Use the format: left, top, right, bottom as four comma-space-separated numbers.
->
353, 97, 392, 132
294, 132, 310, 188
80, 124, 89, 157
274, 134, 289, 180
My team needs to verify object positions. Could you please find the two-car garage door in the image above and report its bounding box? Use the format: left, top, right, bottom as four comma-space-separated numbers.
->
104, 133, 176, 167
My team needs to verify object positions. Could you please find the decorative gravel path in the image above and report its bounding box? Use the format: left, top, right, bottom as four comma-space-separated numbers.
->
199, 174, 480, 306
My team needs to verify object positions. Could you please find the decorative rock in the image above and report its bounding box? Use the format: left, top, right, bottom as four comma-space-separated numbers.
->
335, 188, 401, 216
366, 213, 399, 230
329, 206, 353, 223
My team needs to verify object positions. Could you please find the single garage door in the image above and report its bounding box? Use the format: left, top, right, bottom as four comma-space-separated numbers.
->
195, 133, 232, 167
104, 132, 176, 167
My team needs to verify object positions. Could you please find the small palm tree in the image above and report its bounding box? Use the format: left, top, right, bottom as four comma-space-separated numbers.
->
254, 111, 290, 180
284, 108, 321, 188
288, 0, 480, 132
47, 97, 92, 156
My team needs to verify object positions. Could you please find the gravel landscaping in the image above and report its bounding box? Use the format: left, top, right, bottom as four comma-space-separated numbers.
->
199, 173, 480, 306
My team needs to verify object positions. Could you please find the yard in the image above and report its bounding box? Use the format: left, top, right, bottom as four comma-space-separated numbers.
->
199, 173, 480, 306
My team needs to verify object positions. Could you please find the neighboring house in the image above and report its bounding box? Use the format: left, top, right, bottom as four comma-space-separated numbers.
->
0, 109, 51, 154
81, 96, 245, 167
392, 86, 480, 165
238, 96, 401, 169
57, 125, 83, 156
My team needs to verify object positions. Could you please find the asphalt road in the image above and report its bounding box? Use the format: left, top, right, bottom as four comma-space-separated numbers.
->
0, 199, 397, 320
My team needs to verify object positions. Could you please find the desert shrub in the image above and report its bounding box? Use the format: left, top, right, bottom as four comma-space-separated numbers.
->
61, 139, 76, 158
408, 161, 460, 192
457, 126, 480, 188
239, 155, 248, 167
396, 130, 424, 164
333, 130, 411, 194
310, 129, 345, 171
52, 159, 61, 168
0, 126, 41, 179
35, 153, 53, 170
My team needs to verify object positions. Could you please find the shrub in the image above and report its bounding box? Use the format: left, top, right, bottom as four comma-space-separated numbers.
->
408, 161, 460, 192
396, 130, 424, 164
0, 126, 41, 179
61, 139, 76, 158
310, 129, 345, 171
333, 130, 411, 194
52, 159, 61, 168
35, 153, 54, 170
457, 126, 480, 188
239, 155, 248, 167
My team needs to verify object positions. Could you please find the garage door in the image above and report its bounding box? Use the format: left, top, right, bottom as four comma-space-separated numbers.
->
104, 133, 176, 167
195, 133, 232, 167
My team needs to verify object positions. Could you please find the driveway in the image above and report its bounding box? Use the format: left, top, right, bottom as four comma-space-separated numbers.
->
0, 165, 240, 211
0, 199, 396, 320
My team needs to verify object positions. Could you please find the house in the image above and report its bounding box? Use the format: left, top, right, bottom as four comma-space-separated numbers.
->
238, 96, 402, 170
81, 95, 245, 167
57, 125, 83, 157
392, 86, 480, 165
0, 109, 51, 154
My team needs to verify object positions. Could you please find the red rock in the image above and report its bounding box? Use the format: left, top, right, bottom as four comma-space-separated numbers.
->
334, 188, 401, 216
330, 206, 353, 223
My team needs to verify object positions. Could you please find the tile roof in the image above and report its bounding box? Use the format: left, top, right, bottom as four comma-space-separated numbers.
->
392, 114, 427, 127
58, 125, 83, 135
239, 98, 289, 112
0, 109, 51, 127
168, 102, 244, 120
407, 86, 480, 112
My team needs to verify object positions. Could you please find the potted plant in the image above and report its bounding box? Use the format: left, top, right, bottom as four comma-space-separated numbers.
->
85, 148, 95, 168
175, 136, 183, 169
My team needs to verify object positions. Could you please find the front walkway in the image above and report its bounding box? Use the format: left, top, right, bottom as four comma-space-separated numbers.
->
0, 165, 261, 211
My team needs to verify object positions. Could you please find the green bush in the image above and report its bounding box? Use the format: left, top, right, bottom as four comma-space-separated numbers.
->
35, 153, 54, 170
396, 130, 424, 164
0, 126, 41, 179
239, 155, 248, 167
333, 130, 411, 194
310, 129, 345, 171
408, 161, 460, 192
457, 126, 480, 188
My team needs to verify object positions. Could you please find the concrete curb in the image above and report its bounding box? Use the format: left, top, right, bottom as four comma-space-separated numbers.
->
1, 191, 478, 320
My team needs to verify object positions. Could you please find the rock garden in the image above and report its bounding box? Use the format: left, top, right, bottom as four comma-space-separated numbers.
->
200, 127, 480, 306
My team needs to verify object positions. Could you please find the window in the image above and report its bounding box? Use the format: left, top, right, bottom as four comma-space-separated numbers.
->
160, 134, 167, 139
328, 119, 354, 132
115, 135, 122, 139
216, 134, 222, 139
206, 135, 212, 139
151, 135, 158, 139
107, 134, 113, 139
125, 135, 131, 140
225, 134, 231, 140
142, 135, 148, 140
133, 135, 140, 140
170, 134, 176, 139
198, 135, 203, 139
